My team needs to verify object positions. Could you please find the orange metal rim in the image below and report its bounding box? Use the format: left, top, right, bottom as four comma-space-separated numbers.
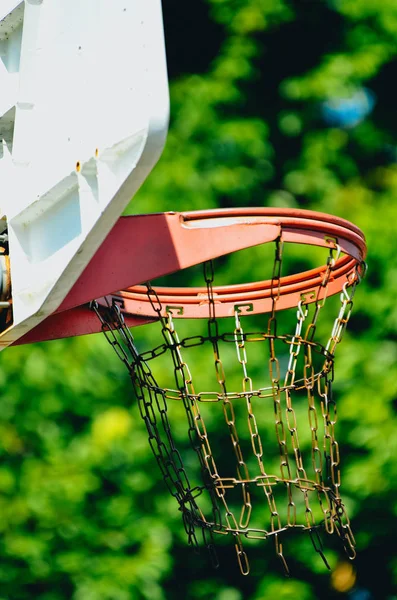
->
107, 207, 367, 319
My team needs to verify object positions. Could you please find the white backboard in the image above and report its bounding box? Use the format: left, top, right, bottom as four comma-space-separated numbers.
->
0, 0, 169, 347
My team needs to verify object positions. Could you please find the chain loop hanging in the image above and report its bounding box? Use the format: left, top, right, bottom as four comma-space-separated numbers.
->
91, 235, 366, 576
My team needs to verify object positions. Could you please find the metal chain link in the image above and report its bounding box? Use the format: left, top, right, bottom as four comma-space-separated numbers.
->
266, 239, 295, 574
322, 264, 364, 558
284, 301, 309, 486
326, 263, 364, 355
204, 262, 251, 574
305, 244, 341, 343
90, 246, 364, 576
146, 283, 224, 551
161, 309, 224, 533
91, 297, 219, 565
235, 308, 291, 575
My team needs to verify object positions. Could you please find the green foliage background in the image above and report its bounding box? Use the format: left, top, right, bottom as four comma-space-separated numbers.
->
2, 0, 397, 598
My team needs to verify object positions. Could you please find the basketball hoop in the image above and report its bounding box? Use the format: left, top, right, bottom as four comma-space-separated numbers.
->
90, 207, 366, 576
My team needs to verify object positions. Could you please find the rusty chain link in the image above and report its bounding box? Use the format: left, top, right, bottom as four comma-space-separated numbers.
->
204, 262, 252, 573
91, 243, 365, 576
91, 296, 219, 565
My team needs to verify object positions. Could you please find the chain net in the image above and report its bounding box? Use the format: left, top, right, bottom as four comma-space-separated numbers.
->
91, 239, 364, 576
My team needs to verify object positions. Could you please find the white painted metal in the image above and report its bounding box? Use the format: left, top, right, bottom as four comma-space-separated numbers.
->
0, 0, 169, 347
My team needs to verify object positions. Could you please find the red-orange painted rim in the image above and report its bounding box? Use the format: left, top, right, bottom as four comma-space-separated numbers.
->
109, 208, 367, 319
